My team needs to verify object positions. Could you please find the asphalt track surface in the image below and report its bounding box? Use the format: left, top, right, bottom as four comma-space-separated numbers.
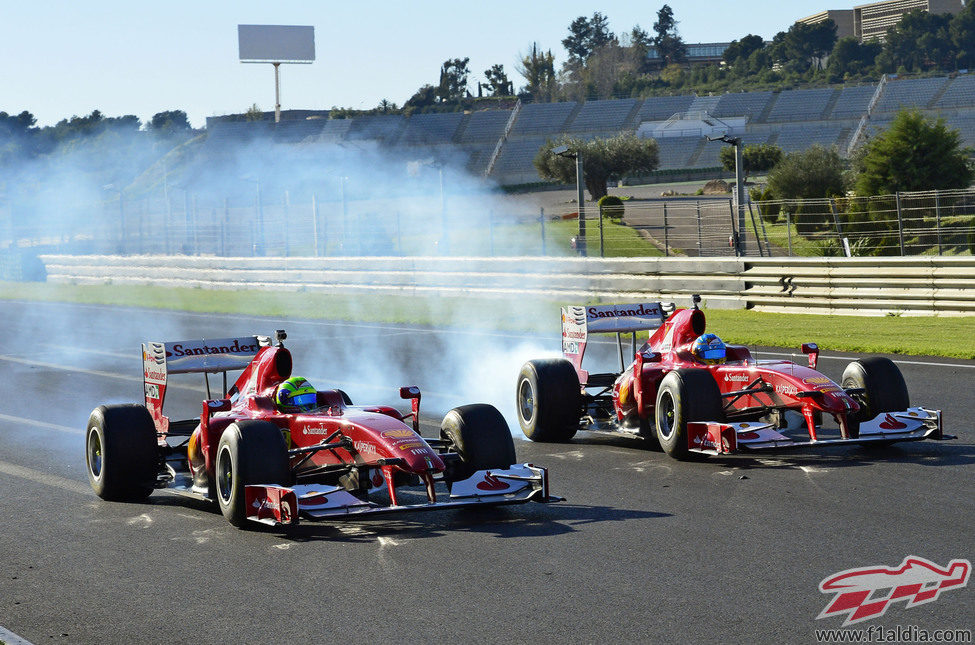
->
0, 301, 972, 644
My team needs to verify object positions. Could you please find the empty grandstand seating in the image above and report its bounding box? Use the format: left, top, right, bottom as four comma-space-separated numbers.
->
944, 113, 975, 147
458, 110, 512, 143
346, 114, 405, 143
271, 119, 327, 143
566, 98, 639, 133
653, 137, 697, 170
509, 102, 578, 135
934, 74, 975, 109
316, 118, 352, 142
828, 85, 876, 119
873, 76, 950, 113
207, 72, 975, 186
773, 123, 845, 152
400, 112, 465, 145
713, 91, 774, 121
489, 136, 549, 180
636, 95, 694, 122
766, 88, 835, 123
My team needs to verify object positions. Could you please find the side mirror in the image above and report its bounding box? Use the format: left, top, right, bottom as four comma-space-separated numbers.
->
801, 343, 819, 370
399, 386, 421, 434
399, 386, 420, 400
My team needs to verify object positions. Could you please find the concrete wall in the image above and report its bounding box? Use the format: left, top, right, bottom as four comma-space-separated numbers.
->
39, 254, 975, 316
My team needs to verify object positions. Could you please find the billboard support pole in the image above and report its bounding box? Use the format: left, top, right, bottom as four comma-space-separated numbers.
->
273, 63, 281, 123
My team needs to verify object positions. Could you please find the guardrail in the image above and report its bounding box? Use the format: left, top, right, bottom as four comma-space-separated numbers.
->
38, 254, 975, 316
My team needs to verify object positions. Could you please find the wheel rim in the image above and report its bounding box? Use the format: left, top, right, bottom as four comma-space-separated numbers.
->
216, 445, 233, 504
657, 392, 676, 440
518, 378, 535, 424
87, 429, 103, 481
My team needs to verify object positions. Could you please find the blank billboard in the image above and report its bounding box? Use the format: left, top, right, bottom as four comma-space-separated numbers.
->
238, 25, 315, 63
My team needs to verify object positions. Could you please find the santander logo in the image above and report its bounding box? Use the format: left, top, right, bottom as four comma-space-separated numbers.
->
818, 556, 971, 626
476, 473, 511, 491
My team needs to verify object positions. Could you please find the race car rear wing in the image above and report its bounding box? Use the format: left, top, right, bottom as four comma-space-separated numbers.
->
143, 334, 273, 435
562, 303, 667, 376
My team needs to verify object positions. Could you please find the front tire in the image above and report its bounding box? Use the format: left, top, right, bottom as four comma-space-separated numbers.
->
841, 357, 909, 439
654, 369, 724, 460
441, 404, 517, 482
85, 404, 158, 502
516, 358, 581, 442
215, 420, 292, 528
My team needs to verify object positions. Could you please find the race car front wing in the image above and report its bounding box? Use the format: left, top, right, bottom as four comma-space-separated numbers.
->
686, 407, 950, 456
244, 464, 560, 526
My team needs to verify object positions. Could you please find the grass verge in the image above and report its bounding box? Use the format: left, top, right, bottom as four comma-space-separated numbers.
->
1, 281, 972, 359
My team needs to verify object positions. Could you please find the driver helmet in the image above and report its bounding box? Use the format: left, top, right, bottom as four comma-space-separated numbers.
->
276, 376, 318, 411
692, 333, 727, 365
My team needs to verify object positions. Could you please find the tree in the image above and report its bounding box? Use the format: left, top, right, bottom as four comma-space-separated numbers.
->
771, 20, 837, 71
483, 64, 511, 96
828, 37, 881, 77
149, 110, 191, 136
767, 145, 846, 200
244, 104, 263, 121
854, 109, 973, 196
652, 5, 686, 65
437, 58, 470, 102
950, 1, 975, 68
719, 144, 783, 181
562, 12, 615, 65
878, 9, 954, 72
405, 84, 437, 111
534, 134, 659, 200
517, 43, 557, 102
723, 34, 765, 66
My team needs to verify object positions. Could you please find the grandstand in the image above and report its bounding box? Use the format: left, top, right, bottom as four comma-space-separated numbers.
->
205, 72, 975, 185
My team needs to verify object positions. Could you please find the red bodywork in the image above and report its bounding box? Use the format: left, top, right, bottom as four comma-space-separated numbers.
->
608, 306, 861, 441
188, 344, 444, 505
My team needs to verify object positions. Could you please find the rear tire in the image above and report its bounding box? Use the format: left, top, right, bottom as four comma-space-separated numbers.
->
841, 357, 909, 440
441, 404, 517, 482
215, 420, 292, 528
654, 369, 724, 460
516, 358, 581, 442
85, 404, 158, 502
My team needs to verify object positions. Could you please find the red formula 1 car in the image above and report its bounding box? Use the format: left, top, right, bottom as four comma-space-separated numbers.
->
516, 297, 950, 460
85, 331, 557, 528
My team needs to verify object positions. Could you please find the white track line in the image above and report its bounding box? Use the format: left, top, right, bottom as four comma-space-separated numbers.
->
754, 351, 975, 369
0, 460, 90, 496
0, 413, 82, 435
0, 625, 36, 645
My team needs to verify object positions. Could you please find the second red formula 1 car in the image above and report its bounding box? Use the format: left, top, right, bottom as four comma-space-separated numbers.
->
516, 296, 950, 460
86, 330, 558, 528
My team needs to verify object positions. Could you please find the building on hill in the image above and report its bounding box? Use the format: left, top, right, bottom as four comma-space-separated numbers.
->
645, 43, 731, 68
798, 10, 856, 39
800, 0, 964, 43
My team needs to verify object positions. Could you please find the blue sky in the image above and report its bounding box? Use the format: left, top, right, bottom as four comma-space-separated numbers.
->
3, 1, 831, 128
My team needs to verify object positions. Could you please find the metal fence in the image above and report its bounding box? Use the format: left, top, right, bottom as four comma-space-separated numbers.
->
3, 185, 973, 258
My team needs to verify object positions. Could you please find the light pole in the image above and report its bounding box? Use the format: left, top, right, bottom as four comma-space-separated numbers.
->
103, 184, 125, 254
552, 145, 586, 256
707, 134, 746, 257
240, 176, 265, 256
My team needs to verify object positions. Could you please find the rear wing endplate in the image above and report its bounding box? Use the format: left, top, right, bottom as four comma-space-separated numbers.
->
142, 336, 269, 433
562, 304, 665, 373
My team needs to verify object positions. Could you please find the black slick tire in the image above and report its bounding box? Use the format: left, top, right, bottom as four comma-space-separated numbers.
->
441, 404, 517, 481
516, 358, 581, 442
85, 404, 158, 502
215, 420, 292, 528
654, 369, 724, 460
841, 357, 909, 440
